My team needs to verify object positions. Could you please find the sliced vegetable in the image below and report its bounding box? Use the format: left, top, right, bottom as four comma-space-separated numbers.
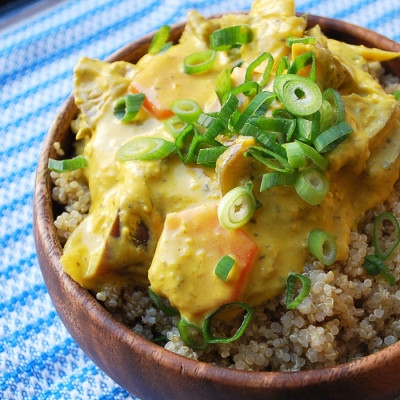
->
373, 212, 400, 260
285, 141, 306, 168
308, 228, 337, 266
148, 287, 179, 317
184, 50, 216, 74
363, 255, 396, 286
164, 116, 188, 138
178, 318, 209, 350
295, 140, 328, 171
215, 255, 236, 282
175, 124, 198, 164
394, 90, 400, 101
313, 121, 353, 153
113, 93, 145, 122
276, 56, 290, 77
322, 88, 346, 124
116, 137, 175, 161
295, 167, 329, 205
257, 116, 296, 142
296, 111, 320, 143
215, 68, 233, 104
288, 51, 317, 81
48, 155, 87, 173
246, 146, 292, 173
245, 52, 274, 88
170, 99, 202, 123
197, 146, 228, 167
286, 273, 311, 309
286, 36, 317, 46
210, 25, 252, 51
218, 183, 256, 229
148, 25, 171, 55
260, 171, 298, 191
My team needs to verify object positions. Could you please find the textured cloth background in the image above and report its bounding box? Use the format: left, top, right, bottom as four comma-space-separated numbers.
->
0, 0, 399, 398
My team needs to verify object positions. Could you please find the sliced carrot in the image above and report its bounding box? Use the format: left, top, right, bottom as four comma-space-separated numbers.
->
129, 82, 174, 120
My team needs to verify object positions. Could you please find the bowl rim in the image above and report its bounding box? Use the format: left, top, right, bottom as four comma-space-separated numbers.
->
33, 11, 400, 396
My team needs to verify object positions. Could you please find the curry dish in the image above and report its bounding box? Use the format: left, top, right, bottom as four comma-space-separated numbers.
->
53, 0, 400, 363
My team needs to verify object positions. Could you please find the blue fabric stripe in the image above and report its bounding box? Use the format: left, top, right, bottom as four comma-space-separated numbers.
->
0, 252, 37, 280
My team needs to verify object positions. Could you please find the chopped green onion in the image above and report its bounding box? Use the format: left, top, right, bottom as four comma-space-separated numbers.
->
197, 146, 228, 167
274, 74, 322, 117
214, 255, 235, 282
210, 25, 252, 51
295, 167, 330, 205
255, 131, 286, 158
308, 228, 337, 266
286, 36, 317, 46
178, 318, 209, 350
296, 112, 320, 143
218, 183, 256, 229
148, 25, 171, 55
313, 121, 353, 153
164, 116, 187, 138
295, 140, 328, 171
234, 91, 276, 132
197, 113, 217, 128
363, 255, 382, 276
319, 99, 334, 133
373, 212, 400, 260
394, 90, 400, 101
48, 155, 87, 173
286, 273, 311, 309
175, 124, 198, 163
260, 171, 298, 191
257, 116, 296, 141
170, 99, 202, 123
272, 108, 295, 120
223, 81, 260, 103
114, 93, 145, 122
276, 56, 290, 77
204, 119, 225, 142
218, 93, 239, 126
185, 133, 216, 164
184, 50, 216, 74
246, 146, 292, 173
285, 141, 306, 168
363, 255, 396, 286
322, 88, 346, 124
203, 302, 254, 344
288, 51, 316, 81
116, 137, 175, 162
148, 287, 180, 317
215, 68, 233, 104
245, 52, 274, 88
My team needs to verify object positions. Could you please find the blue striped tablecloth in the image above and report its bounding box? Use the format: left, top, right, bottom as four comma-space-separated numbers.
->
1, 0, 399, 399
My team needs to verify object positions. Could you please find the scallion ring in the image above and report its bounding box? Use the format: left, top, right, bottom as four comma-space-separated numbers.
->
148, 287, 180, 317
373, 212, 400, 260
260, 171, 298, 191
284, 141, 306, 168
48, 155, 87, 173
245, 52, 274, 88
295, 140, 328, 171
218, 183, 256, 230
184, 50, 216, 74
175, 124, 198, 163
308, 228, 337, 266
363, 255, 396, 286
322, 88, 346, 124
223, 81, 260, 103
286, 273, 311, 309
276, 56, 290, 77
210, 25, 252, 51
288, 51, 317, 81
164, 116, 188, 138
313, 121, 353, 153
116, 137, 175, 161
214, 255, 235, 282
295, 167, 330, 205
114, 93, 145, 122
197, 146, 228, 167
178, 318, 209, 350
148, 25, 171, 55
203, 302, 254, 344
215, 68, 233, 104
286, 36, 317, 46
319, 99, 334, 133
170, 99, 202, 123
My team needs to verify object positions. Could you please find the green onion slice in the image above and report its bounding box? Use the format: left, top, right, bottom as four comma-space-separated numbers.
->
295, 140, 328, 171
171, 99, 202, 123
114, 93, 145, 122
215, 68, 233, 104
308, 228, 337, 266
286, 36, 317, 46
148, 25, 171, 55
363, 255, 382, 276
288, 51, 317, 81
218, 183, 256, 230
197, 113, 217, 129
204, 119, 225, 142
322, 88, 346, 124
148, 287, 180, 317
203, 302, 254, 344
296, 112, 320, 143
184, 50, 216, 74
246, 146, 292, 173
295, 167, 330, 205
245, 52, 274, 88
285, 141, 306, 168
313, 121, 353, 153
178, 318, 209, 350
223, 81, 260, 103
164, 116, 188, 138
274, 74, 322, 117
234, 91, 276, 132
394, 90, 400, 101
210, 25, 252, 51
48, 155, 87, 173
257, 116, 296, 142
214, 255, 235, 282
219, 93, 240, 126
276, 56, 290, 77
319, 99, 334, 133
255, 131, 286, 158
116, 137, 175, 162
286, 273, 311, 309
272, 108, 295, 120
197, 146, 228, 167
373, 212, 400, 260
175, 124, 198, 163
260, 171, 298, 191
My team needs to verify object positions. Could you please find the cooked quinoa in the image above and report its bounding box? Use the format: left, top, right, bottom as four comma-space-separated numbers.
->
51, 71, 400, 371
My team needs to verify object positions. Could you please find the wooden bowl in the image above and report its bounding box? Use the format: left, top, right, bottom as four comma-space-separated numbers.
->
34, 14, 400, 400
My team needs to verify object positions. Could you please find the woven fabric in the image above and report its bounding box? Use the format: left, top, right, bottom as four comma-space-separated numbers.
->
0, 0, 399, 398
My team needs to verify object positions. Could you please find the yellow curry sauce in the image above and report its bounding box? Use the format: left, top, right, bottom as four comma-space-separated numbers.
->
61, 0, 400, 327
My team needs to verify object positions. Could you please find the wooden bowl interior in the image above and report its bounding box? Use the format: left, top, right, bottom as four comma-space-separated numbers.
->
34, 14, 400, 400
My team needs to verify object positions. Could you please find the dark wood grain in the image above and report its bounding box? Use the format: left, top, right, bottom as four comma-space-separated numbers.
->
34, 14, 400, 400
